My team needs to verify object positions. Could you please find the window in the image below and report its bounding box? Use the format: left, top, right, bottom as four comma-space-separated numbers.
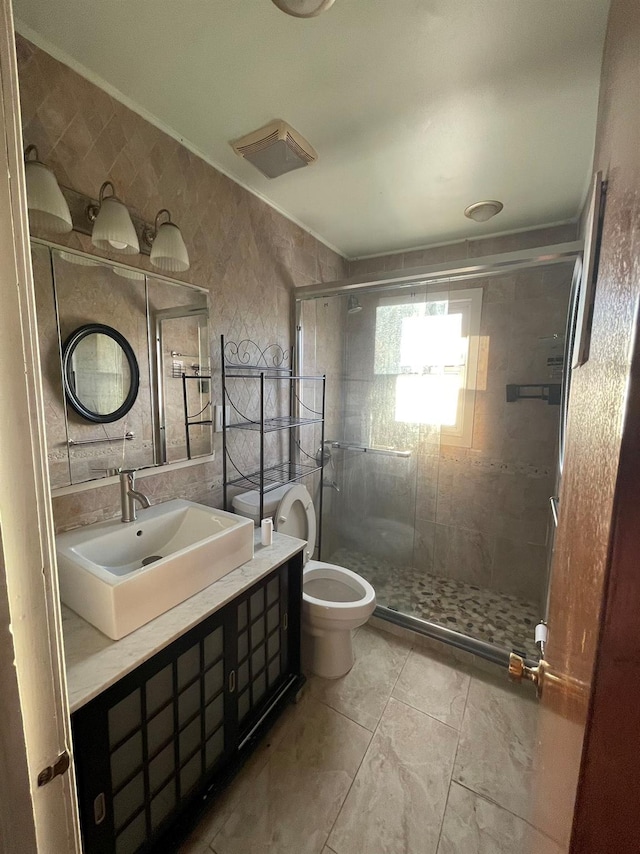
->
373, 288, 482, 447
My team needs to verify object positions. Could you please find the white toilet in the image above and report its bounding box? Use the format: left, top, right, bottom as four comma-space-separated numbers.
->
232, 484, 376, 679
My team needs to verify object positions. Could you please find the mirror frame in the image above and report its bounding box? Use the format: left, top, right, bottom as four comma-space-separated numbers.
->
62, 323, 140, 424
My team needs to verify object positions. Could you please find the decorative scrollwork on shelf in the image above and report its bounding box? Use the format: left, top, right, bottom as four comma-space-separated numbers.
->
223, 338, 290, 369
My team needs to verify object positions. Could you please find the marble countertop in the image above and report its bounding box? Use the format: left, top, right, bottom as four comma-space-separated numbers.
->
62, 530, 305, 713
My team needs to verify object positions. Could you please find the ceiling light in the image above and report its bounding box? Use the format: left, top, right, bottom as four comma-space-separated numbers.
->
271, 0, 336, 18
24, 145, 72, 235
145, 209, 190, 272
88, 181, 140, 255
464, 200, 504, 222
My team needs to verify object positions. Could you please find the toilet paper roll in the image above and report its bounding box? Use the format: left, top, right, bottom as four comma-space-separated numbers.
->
261, 517, 273, 547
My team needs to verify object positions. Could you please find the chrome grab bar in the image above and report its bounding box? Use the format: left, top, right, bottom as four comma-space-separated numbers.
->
68, 431, 135, 447
330, 441, 412, 458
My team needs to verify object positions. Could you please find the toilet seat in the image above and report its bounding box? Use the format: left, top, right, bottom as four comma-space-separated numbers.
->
272, 484, 316, 565
303, 561, 375, 619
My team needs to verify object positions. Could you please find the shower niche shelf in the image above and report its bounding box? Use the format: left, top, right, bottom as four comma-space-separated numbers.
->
220, 336, 326, 535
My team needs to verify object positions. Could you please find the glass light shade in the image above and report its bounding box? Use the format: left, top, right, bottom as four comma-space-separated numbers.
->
112, 265, 146, 281
59, 251, 100, 267
91, 197, 139, 255
25, 160, 72, 235
271, 0, 336, 17
150, 222, 190, 272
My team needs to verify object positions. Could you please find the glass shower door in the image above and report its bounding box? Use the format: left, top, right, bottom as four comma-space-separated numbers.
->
308, 284, 448, 617
325, 286, 440, 613
299, 262, 573, 663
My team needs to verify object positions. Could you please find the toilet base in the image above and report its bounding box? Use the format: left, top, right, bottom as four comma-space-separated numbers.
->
302, 624, 354, 679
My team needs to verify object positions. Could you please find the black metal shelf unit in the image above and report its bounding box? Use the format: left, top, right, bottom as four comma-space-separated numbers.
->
221, 336, 326, 552
182, 374, 213, 460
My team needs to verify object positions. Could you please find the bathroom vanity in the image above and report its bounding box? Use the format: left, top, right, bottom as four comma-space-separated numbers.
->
64, 531, 305, 854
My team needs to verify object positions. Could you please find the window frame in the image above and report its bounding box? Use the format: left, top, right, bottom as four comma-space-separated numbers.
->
375, 286, 483, 448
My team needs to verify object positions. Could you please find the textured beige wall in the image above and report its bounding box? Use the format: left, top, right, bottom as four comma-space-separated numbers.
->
16, 34, 346, 532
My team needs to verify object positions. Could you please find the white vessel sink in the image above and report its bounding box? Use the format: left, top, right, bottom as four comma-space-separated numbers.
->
56, 499, 254, 640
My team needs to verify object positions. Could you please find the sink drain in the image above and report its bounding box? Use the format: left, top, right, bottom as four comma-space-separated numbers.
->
141, 555, 163, 567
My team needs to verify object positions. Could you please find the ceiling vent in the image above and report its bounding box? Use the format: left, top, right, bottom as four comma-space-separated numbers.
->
231, 120, 317, 179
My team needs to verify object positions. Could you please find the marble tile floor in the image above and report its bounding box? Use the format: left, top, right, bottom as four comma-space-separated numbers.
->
329, 547, 540, 660
180, 624, 561, 854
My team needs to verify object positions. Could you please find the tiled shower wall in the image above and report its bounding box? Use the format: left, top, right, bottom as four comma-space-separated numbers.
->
15, 34, 347, 532
312, 225, 576, 606
298, 295, 347, 557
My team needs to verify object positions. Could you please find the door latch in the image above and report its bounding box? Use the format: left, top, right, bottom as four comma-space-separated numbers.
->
37, 750, 70, 787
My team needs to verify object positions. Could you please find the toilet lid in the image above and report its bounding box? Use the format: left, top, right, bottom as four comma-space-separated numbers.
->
274, 484, 316, 563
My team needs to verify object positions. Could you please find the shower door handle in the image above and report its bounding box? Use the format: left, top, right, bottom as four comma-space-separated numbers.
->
550, 496, 559, 527
508, 653, 546, 698
508, 652, 588, 704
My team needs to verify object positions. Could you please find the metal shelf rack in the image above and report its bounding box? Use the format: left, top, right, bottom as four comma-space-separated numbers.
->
182, 374, 213, 459
221, 336, 326, 552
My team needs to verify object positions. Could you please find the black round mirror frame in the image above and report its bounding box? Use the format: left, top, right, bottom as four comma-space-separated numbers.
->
62, 323, 140, 424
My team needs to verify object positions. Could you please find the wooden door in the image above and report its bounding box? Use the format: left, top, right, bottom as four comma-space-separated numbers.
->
528, 1, 640, 850
0, 1, 81, 851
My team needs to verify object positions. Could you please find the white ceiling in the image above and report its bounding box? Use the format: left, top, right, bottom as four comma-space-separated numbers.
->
14, 0, 610, 258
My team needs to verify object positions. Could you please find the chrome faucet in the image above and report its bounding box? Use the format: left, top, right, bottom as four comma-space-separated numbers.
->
119, 469, 151, 522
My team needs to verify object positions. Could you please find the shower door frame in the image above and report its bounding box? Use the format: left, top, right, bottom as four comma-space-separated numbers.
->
293, 240, 583, 667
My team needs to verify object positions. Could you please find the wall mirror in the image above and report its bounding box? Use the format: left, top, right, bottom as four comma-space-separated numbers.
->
62, 324, 140, 423
31, 240, 212, 489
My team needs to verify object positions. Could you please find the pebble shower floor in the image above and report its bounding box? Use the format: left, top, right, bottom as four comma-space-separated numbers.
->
328, 547, 540, 660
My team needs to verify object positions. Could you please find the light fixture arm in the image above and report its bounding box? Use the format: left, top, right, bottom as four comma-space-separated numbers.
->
87, 181, 120, 223
24, 144, 40, 163
143, 208, 173, 246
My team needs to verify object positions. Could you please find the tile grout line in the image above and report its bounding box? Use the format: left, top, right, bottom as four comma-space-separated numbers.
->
433, 670, 473, 852
319, 639, 412, 854
310, 689, 378, 734
319, 710, 379, 854
390, 641, 474, 733
388, 693, 464, 735
452, 778, 560, 843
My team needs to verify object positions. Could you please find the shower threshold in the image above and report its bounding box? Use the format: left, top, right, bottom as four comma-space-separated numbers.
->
328, 547, 540, 663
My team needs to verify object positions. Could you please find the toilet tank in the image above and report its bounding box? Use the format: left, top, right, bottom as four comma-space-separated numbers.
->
231, 484, 291, 526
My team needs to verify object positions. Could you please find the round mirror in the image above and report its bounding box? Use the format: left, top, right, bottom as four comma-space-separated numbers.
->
62, 324, 139, 423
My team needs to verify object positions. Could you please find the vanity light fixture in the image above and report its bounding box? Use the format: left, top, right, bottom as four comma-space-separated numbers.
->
24, 145, 73, 235
144, 209, 190, 272
88, 181, 140, 255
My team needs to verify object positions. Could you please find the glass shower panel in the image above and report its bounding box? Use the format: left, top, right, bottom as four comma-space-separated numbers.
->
303, 284, 449, 614
301, 263, 573, 662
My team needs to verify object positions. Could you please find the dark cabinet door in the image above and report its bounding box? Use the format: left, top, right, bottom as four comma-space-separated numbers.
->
71, 552, 303, 854
235, 562, 292, 739
72, 606, 232, 854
